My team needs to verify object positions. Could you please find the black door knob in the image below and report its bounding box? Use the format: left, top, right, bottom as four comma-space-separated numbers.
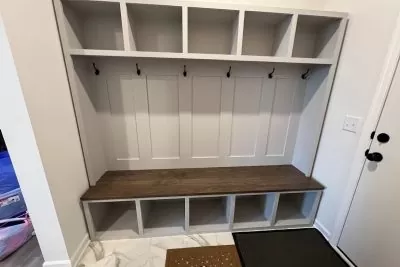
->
377, 133, 390, 143
365, 149, 383, 162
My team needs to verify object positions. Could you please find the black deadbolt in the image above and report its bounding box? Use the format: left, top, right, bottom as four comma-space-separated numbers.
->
377, 133, 390, 143
365, 149, 383, 162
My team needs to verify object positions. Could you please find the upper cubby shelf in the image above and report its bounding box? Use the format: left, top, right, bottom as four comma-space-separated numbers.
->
126, 3, 183, 53
188, 7, 239, 55
59, 0, 347, 65
292, 15, 342, 59
61, 0, 124, 50
68, 48, 334, 65
242, 11, 293, 57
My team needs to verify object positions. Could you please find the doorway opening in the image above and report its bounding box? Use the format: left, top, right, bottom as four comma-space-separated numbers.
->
0, 130, 43, 266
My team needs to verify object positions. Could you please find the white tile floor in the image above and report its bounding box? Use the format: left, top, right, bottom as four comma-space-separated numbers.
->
78, 232, 235, 267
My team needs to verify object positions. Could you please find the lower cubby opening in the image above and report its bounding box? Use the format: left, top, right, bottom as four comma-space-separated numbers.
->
233, 194, 276, 229
89, 201, 139, 240
189, 196, 230, 232
275, 192, 318, 226
140, 199, 185, 235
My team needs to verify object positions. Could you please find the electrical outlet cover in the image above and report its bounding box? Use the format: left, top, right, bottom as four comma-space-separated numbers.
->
343, 115, 362, 133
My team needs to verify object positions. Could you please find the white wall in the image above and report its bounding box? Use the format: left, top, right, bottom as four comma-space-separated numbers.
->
0, 0, 90, 265
313, 0, 400, 236
0, 17, 70, 264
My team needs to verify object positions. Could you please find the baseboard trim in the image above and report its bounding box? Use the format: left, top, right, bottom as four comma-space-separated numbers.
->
331, 245, 356, 267
71, 234, 90, 267
42, 234, 89, 267
314, 219, 332, 240
43, 260, 71, 267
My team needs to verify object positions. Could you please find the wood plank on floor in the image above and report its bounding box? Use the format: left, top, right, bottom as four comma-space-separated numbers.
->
82, 165, 324, 200
2, 236, 43, 267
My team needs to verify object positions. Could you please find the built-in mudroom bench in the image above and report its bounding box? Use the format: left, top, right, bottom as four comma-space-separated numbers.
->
81, 165, 324, 240
53, 0, 347, 240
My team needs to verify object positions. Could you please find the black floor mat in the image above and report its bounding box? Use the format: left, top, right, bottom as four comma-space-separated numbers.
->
233, 228, 349, 267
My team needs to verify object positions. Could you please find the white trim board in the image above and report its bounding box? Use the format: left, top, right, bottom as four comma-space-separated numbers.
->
69, 49, 334, 65
332, 246, 356, 267
314, 219, 331, 240
71, 234, 90, 267
330, 13, 400, 246
43, 234, 89, 267
43, 260, 72, 267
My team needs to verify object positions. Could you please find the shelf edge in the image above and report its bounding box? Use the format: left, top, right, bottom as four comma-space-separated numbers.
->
69, 49, 334, 65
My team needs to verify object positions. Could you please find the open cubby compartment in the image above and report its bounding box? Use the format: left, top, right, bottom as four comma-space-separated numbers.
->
126, 3, 182, 52
188, 7, 240, 54
233, 194, 277, 229
87, 201, 139, 240
242, 11, 293, 57
140, 198, 185, 235
189, 196, 232, 232
292, 15, 341, 59
275, 191, 320, 226
61, 0, 123, 50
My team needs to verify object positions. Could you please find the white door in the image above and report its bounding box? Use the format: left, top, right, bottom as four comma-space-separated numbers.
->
338, 60, 400, 266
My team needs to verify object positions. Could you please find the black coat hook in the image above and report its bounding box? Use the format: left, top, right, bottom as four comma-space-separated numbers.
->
301, 68, 311, 80
136, 63, 141, 76
92, 62, 100, 75
268, 67, 275, 79
183, 65, 187, 77
227, 66, 232, 78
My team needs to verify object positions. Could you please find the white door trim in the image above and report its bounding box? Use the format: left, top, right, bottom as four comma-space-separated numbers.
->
330, 12, 400, 246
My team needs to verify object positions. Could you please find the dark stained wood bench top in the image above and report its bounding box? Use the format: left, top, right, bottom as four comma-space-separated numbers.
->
81, 165, 324, 201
